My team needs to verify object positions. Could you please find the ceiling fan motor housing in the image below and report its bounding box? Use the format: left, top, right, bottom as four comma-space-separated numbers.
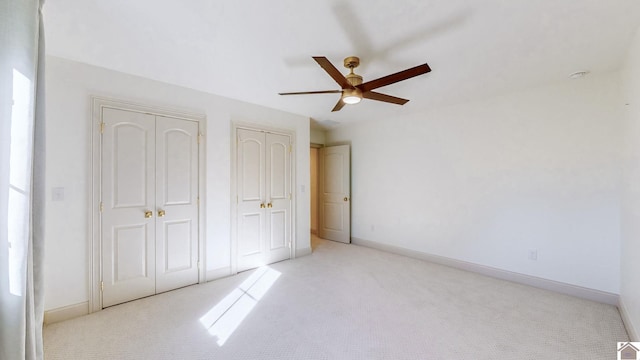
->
344, 63, 363, 103
346, 72, 363, 87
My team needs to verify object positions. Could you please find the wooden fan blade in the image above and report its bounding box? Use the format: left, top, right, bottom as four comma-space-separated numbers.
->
313, 56, 354, 89
331, 98, 346, 112
362, 91, 409, 105
358, 63, 431, 92
279, 90, 342, 95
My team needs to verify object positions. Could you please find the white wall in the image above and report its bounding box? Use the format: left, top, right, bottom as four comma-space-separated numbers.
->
310, 128, 326, 145
44, 56, 310, 311
327, 73, 623, 293
621, 26, 640, 340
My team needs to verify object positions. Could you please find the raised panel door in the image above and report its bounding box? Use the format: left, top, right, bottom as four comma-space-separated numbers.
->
237, 129, 266, 271
101, 108, 156, 307
155, 116, 199, 293
265, 133, 291, 264
319, 145, 351, 243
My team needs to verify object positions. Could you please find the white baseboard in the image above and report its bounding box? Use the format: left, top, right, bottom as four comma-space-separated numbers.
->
619, 298, 639, 341
206, 266, 232, 282
44, 302, 89, 325
296, 247, 312, 257
351, 237, 619, 306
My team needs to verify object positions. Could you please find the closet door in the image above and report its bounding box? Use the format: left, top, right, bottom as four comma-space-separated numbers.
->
236, 128, 292, 272
237, 129, 266, 272
102, 108, 156, 308
155, 116, 199, 293
101, 108, 200, 308
265, 133, 291, 264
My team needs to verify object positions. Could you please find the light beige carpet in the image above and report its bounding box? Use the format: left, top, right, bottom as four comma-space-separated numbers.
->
44, 237, 628, 359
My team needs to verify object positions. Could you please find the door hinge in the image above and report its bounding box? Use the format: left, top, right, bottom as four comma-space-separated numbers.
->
100, 281, 104, 292
100, 122, 105, 134
99, 201, 104, 212
198, 132, 203, 145
197, 197, 200, 206
289, 144, 292, 153
289, 193, 292, 200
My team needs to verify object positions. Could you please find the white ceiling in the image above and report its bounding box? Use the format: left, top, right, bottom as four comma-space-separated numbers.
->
44, 0, 640, 128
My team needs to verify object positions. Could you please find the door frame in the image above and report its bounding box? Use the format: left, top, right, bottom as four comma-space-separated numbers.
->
230, 122, 297, 275
90, 96, 207, 313
310, 143, 323, 236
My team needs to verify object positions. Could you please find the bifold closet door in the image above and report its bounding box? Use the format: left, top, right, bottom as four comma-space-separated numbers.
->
236, 128, 291, 272
101, 109, 199, 307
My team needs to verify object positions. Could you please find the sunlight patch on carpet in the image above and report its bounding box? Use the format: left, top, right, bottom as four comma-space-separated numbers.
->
199, 266, 281, 346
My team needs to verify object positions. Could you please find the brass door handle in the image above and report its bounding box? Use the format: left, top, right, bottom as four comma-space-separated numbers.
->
344, 197, 349, 202
260, 203, 266, 208
144, 210, 153, 218
158, 209, 165, 217
267, 203, 273, 208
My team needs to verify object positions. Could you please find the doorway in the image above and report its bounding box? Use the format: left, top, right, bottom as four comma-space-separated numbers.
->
311, 144, 351, 244
310, 146, 319, 235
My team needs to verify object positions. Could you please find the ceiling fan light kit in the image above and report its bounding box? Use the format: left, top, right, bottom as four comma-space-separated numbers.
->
342, 88, 362, 104
279, 56, 431, 112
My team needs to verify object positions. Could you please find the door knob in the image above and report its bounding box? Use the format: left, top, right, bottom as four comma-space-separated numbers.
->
267, 203, 273, 208
144, 210, 153, 218
260, 203, 266, 208
344, 197, 349, 202
158, 209, 166, 217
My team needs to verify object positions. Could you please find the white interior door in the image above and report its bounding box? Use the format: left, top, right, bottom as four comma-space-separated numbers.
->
101, 108, 156, 307
101, 109, 200, 307
265, 133, 291, 264
319, 145, 351, 243
236, 128, 292, 272
237, 129, 266, 272
155, 116, 199, 293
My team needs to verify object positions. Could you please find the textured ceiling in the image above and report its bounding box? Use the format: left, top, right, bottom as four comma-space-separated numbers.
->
44, 0, 640, 128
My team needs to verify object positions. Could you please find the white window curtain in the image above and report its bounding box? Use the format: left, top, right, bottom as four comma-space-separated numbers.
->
0, 0, 46, 359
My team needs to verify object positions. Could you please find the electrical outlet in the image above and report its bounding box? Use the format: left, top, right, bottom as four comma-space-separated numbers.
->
528, 249, 538, 261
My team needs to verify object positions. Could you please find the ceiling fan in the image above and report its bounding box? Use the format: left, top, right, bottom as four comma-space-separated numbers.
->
279, 56, 431, 112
